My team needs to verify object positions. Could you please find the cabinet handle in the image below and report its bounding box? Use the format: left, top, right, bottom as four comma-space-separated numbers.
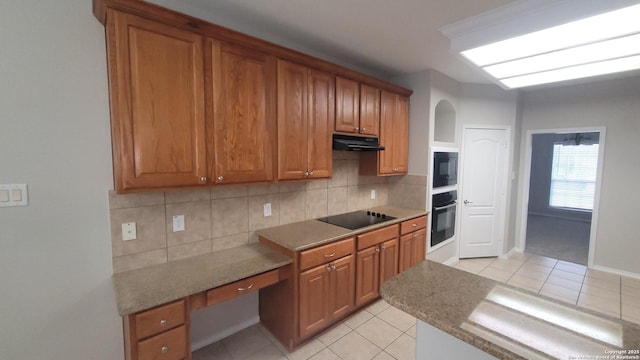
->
304, 171, 310, 177
375, 247, 381, 253
354, 127, 359, 131
161, 346, 168, 353
326, 263, 336, 271
361, 128, 366, 131
159, 319, 167, 327
324, 252, 336, 258
309, 171, 314, 176
412, 223, 417, 227
237, 284, 254, 291
200, 176, 207, 183
217, 176, 224, 181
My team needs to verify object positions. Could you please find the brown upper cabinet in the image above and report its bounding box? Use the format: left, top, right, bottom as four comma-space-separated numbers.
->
335, 77, 380, 136
208, 40, 276, 185
360, 91, 409, 176
106, 10, 208, 192
277, 60, 333, 180
95, 0, 411, 192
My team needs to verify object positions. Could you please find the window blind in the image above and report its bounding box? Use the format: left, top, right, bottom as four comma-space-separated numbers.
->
549, 143, 599, 211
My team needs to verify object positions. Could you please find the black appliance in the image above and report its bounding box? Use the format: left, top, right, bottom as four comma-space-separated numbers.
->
318, 210, 396, 230
332, 134, 385, 151
433, 151, 458, 188
431, 190, 457, 247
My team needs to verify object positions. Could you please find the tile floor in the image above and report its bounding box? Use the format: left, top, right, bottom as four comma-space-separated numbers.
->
193, 299, 417, 360
193, 252, 640, 360
453, 252, 640, 324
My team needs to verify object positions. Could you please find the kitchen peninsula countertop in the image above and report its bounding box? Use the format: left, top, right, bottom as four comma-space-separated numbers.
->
112, 243, 291, 315
256, 206, 427, 251
381, 260, 640, 360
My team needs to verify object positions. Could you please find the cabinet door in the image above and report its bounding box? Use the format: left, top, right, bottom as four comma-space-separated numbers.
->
411, 228, 427, 267
307, 69, 334, 179
107, 10, 206, 192
277, 60, 309, 180
329, 255, 355, 320
355, 246, 380, 307
210, 40, 275, 184
394, 95, 409, 174
378, 91, 397, 175
359, 84, 380, 136
299, 263, 330, 339
398, 233, 414, 273
379, 238, 399, 285
335, 77, 360, 133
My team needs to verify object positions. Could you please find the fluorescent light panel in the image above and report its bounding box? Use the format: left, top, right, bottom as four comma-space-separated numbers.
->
460, 4, 640, 88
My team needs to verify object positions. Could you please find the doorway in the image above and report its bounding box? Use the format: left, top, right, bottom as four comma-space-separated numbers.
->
520, 128, 605, 267
459, 126, 510, 258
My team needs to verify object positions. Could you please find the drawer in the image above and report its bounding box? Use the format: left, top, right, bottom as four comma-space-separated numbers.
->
356, 224, 398, 251
137, 325, 187, 360
299, 237, 354, 271
135, 300, 185, 340
207, 269, 280, 306
401, 216, 427, 235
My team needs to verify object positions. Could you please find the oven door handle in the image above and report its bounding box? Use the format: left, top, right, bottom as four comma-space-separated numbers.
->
434, 202, 457, 211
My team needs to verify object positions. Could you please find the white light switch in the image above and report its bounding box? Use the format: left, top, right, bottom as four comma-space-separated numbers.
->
263, 203, 272, 217
122, 222, 137, 241
173, 215, 185, 232
0, 184, 28, 207
370, 189, 376, 200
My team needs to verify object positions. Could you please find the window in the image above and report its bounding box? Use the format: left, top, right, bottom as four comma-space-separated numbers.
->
549, 143, 599, 211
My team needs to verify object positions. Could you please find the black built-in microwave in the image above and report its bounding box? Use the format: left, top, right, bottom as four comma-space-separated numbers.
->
433, 151, 458, 188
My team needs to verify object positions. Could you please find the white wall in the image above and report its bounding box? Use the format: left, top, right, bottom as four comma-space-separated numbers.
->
0, 1, 123, 359
457, 83, 520, 253
517, 75, 640, 275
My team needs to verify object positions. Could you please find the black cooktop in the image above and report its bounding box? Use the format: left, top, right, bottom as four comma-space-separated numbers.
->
317, 210, 396, 230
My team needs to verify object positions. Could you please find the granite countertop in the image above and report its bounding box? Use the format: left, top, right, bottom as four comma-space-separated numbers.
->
112, 243, 292, 316
256, 206, 428, 251
381, 260, 640, 360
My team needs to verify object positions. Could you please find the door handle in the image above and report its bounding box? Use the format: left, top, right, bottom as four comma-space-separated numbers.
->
464, 200, 472, 205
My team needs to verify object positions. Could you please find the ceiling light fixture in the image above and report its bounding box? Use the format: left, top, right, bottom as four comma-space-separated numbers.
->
460, 3, 640, 89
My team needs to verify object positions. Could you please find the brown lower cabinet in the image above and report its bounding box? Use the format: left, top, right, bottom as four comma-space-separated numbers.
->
399, 217, 428, 272
355, 225, 399, 307
299, 254, 355, 338
259, 216, 426, 351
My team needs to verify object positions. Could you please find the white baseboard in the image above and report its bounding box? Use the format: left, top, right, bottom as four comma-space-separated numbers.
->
499, 248, 516, 259
590, 264, 640, 280
191, 316, 260, 352
442, 256, 459, 266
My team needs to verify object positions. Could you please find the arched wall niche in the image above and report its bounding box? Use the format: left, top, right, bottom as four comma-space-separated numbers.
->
434, 99, 456, 143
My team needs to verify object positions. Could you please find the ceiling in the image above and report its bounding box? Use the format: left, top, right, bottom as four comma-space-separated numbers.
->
153, 0, 517, 84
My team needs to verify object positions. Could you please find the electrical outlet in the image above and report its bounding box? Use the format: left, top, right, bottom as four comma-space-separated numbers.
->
173, 215, 185, 232
370, 189, 376, 200
122, 222, 137, 241
263, 203, 272, 217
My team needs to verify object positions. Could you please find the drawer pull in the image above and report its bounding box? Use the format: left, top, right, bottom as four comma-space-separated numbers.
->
412, 223, 417, 227
324, 252, 336, 258
161, 346, 168, 353
159, 319, 167, 327
326, 263, 336, 271
237, 284, 254, 291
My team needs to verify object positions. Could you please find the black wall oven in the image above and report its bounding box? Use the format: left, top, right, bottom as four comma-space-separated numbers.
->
431, 190, 457, 247
433, 151, 458, 188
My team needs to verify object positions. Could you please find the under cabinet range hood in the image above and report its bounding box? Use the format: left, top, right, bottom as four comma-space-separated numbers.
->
332, 134, 385, 151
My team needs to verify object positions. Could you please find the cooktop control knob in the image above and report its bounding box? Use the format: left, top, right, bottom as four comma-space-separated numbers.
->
367, 211, 371, 215
382, 214, 386, 218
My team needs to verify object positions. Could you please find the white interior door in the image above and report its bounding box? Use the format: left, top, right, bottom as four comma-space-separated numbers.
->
459, 128, 509, 258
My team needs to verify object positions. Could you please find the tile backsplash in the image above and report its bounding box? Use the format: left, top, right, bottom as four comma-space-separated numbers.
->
109, 151, 391, 273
